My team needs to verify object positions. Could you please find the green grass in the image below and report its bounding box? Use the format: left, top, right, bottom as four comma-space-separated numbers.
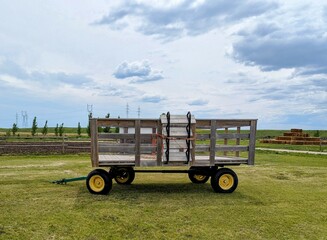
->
0, 152, 327, 239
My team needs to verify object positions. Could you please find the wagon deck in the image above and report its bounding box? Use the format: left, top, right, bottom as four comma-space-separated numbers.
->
86, 112, 257, 194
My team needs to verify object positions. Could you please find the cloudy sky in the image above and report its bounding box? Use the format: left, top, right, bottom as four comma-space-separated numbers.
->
0, 0, 326, 129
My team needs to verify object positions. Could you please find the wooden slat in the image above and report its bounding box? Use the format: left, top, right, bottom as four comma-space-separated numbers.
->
191, 123, 196, 163
160, 115, 196, 124
162, 128, 193, 137
248, 120, 257, 165
216, 145, 249, 152
236, 127, 241, 157
163, 141, 191, 149
216, 133, 250, 139
196, 134, 210, 140
195, 145, 210, 152
163, 152, 187, 161
224, 128, 228, 156
135, 120, 141, 167
98, 133, 135, 140
156, 121, 163, 166
209, 120, 216, 166
99, 143, 156, 154
99, 144, 135, 153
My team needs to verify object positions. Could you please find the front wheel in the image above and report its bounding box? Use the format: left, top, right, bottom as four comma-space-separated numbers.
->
211, 168, 238, 193
86, 169, 112, 195
113, 167, 135, 185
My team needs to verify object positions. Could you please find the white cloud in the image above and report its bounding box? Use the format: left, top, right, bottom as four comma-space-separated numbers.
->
113, 60, 164, 83
96, 0, 278, 40
231, 2, 327, 74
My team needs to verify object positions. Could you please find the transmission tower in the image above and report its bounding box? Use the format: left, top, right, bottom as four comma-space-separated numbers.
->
16, 113, 19, 127
21, 111, 28, 127
87, 104, 93, 118
137, 106, 141, 118
126, 103, 129, 118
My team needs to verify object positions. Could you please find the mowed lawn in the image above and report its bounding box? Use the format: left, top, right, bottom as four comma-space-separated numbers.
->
0, 152, 326, 240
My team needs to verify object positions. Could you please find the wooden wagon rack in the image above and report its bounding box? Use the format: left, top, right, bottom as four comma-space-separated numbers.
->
87, 112, 257, 194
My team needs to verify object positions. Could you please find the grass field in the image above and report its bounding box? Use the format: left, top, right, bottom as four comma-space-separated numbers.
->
0, 151, 326, 239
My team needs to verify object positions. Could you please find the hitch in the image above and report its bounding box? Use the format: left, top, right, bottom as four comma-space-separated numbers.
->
52, 176, 87, 184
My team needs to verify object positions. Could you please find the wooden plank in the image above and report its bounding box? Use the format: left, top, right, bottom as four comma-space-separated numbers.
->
209, 120, 216, 166
96, 118, 158, 128
163, 141, 190, 149
156, 121, 162, 166
90, 119, 99, 167
236, 127, 241, 157
224, 128, 228, 156
98, 133, 135, 140
196, 134, 210, 140
163, 152, 187, 161
216, 133, 250, 139
135, 120, 141, 167
99, 143, 156, 153
99, 144, 135, 153
216, 145, 249, 151
162, 127, 193, 137
161, 115, 196, 124
195, 145, 210, 152
248, 120, 257, 165
191, 123, 196, 164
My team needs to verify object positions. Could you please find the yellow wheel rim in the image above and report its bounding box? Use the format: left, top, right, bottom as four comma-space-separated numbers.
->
219, 174, 234, 190
89, 175, 105, 192
115, 174, 129, 184
115, 169, 130, 184
194, 174, 206, 181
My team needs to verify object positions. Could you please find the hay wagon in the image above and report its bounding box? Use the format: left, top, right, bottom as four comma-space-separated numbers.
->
87, 112, 257, 194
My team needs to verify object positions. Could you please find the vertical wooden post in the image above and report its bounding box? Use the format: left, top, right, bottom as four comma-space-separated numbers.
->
248, 120, 257, 165
191, 123, 196, 165
156, 121, 162, 166
236, 127, 240, 157
210, 120, 217, 166
224, 127, 228, 156
90, 119, 99, 167
135, 120, 141, 167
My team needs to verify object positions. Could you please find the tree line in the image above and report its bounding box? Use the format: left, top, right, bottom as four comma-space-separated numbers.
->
10, 113, 118, 137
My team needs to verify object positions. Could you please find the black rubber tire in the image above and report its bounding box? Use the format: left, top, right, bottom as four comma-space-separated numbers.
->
188, 167, 210, 184
86, 169, 112, 195
114, 167, 135, 185
210, 168, 238, 193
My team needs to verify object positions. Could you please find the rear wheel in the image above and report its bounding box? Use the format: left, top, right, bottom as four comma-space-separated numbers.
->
211, 168, 238, 193
86, 169, 112, 195
113, 167, 135, 185
188, 167, 210, 184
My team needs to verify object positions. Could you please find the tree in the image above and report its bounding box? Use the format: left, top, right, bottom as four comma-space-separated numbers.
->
31, 117, 38, 136
12, 123, 18, 136
314, 130, 320, 137
59, 123, 64, 137
103, 113, 111, 133
77, 122, 82, 137
55, 124, 59, 136
115, 116, 120, 133
42, 120, 48, 136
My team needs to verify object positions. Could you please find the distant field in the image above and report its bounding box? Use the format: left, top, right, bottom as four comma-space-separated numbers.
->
0, 151, 326, 239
